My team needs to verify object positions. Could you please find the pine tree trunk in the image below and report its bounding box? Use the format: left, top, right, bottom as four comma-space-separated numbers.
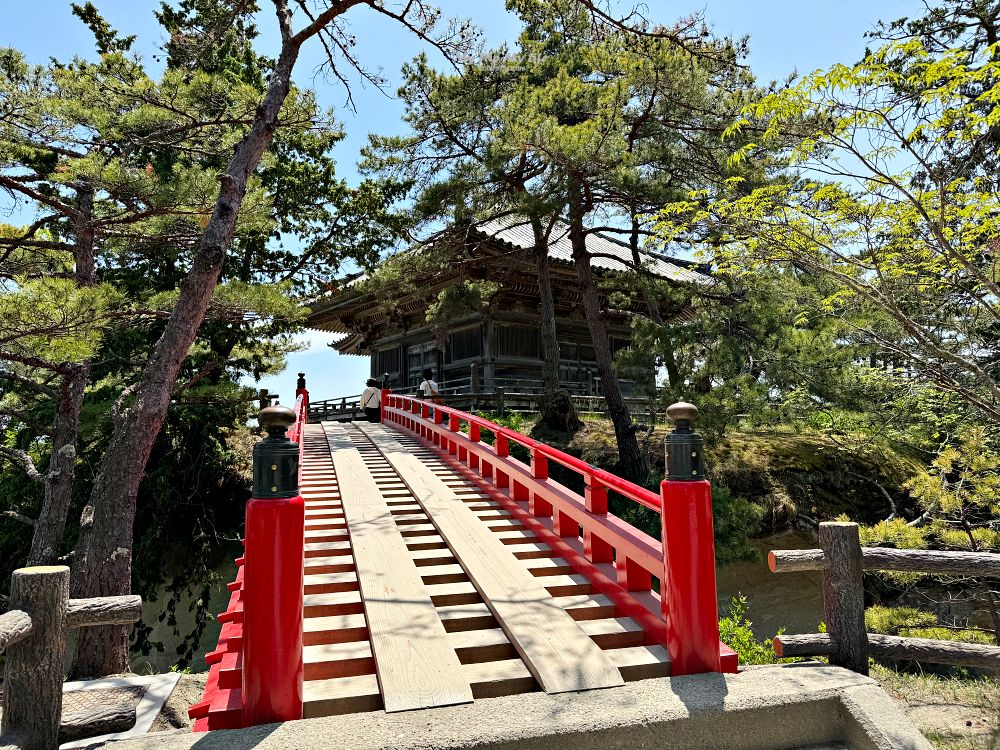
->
532, 218, 560, 393
28, 186, 95, 566
28, 364, 89, 566
567, 179, 648, 483
70, 21, 302, 677
629, 214, 662, 323
534, 217, 582, 432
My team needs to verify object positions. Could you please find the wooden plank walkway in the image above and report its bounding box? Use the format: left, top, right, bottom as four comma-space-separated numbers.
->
295, 419, 669, 720
322, 422, 473, 712
356, 422, 625, 694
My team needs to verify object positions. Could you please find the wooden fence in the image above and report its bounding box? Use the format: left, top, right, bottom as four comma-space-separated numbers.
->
768, 522, 1000, 674
0, 566, 142, 750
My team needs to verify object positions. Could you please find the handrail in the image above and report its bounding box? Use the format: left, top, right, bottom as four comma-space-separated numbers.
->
287, 393, 306, 445
389, 395, 660, 511
310, 394, 362, 407
382, 392, 732, 676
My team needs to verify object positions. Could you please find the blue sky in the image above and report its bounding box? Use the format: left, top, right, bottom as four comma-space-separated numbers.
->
1, 0, 917, 404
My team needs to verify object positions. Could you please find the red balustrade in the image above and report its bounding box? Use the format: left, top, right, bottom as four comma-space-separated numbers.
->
383, 394, 735, 676
243, 393, 306, 725
191, 387, 308, 731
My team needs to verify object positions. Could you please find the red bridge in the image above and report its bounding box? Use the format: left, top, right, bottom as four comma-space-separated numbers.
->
189, 378, 736, 731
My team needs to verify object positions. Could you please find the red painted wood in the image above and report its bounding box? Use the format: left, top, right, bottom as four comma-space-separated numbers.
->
383, 396, 737, 675
242, 495, 305, 724
661, 479, 722, 675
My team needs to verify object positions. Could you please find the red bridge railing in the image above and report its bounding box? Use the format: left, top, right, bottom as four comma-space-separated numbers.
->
190, 386, 308, 731
383, 394, 735, 676
193, 380, 732, 733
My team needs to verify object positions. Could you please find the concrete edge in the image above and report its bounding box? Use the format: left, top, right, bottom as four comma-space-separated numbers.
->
102, 664, 924, 750
839, 684, 934, 750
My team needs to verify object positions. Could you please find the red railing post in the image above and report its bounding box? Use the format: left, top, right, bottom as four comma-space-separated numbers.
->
529, 448, 552, 517
381, 388, 391, 423
243, 405, 304, 725
660, 402, 721, 675
295, 372, 309, 422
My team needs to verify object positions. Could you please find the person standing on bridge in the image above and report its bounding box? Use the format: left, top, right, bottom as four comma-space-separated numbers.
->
418, 368, 441, 404
361, 378, 381, 422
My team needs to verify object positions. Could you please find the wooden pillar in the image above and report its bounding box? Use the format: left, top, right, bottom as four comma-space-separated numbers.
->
3, 566, 69, 750
483, 317, 495, 391
819, 522, 869, 675
470, 362, 480, 409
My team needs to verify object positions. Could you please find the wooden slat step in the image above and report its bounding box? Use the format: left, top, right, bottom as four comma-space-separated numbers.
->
492, 529, 536, 543
525, 557, 575, 576
304, 509, 345, 520
552, 593, 616, 621
449, 628, 516, 663
302, 537, 351, 552
541, 574, 591, 597
398, 523, 440, 538
509, 541, 558, 560
304, 640, 375, 680
304, 591, 364, 617
405, 538, 450, 551
418, 563, 468, 585
303, 674, 381, 718
446, 616, 644, 661
305, 557, 355, 576
436, 602, 498, 632
580, 618, 646, 649
305, 519, 349, 531
409, 547, 458, 567
426, 580, 481, 606
361, 423, 624, 695
607, 645, 671, 680
303, 613, 368, 646
463, 659, 538, 699
304, 571, 358, 594
304, 540, 350, 556
323, 422, 473, 713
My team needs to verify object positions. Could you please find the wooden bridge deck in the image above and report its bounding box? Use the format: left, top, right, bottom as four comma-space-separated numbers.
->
299, 420, 670, 719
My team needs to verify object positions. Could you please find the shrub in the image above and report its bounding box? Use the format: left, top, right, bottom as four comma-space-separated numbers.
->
718, 595, 793, 665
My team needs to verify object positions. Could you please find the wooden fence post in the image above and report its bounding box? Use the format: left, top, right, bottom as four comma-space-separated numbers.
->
819, 522, 869, 675
470, 363, 480, 408
3, 566, 69, 750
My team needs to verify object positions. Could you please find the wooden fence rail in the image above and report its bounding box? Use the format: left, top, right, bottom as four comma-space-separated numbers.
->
0, 565, 142, 750
769, 522, 1000, 674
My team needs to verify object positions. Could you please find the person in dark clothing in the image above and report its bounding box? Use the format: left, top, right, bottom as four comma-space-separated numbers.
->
361, 378, 381, 422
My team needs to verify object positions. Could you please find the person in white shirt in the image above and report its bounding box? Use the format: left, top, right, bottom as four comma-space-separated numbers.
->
418, 368, 440, 402
361, 378, 381, 422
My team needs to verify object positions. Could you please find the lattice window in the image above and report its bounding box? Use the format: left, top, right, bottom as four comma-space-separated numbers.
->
496, 324, 540, 360
447, 326, 481, 363
377, 348, 400, 375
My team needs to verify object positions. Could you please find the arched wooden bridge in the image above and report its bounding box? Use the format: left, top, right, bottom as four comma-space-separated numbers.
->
189, 384, 737, 731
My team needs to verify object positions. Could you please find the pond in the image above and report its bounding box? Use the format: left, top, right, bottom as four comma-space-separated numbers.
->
715, 531, 825, 640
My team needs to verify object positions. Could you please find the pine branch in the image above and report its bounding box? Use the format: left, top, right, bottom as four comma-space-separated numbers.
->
0, 370, 59, 398
0, 446, 43, 483
2, 510, 36, 527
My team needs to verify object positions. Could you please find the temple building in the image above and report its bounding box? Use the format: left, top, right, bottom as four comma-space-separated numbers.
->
306, 218, 709, 395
